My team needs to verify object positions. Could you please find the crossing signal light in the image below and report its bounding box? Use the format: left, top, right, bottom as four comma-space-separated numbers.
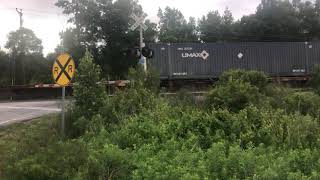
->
125, 48, 141, 58
124, 47, 154, 59
142, 47, 154, 58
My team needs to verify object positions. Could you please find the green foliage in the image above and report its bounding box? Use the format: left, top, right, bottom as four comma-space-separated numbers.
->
206, 70, 269, 112
128, 66, 160, 92
219, 69, 269, 90
158, 7, 198, 43
99, 67, 159, 126
54, 0, 320, 79
0, 51, 10, 87
310, 64, 320, 93
206, 79, 263, 112
264, 85, 294, 109
5, 63, 320, 180
165, 88, 195, 107
199, 8, 236, 42
100, 85, 158, 126
71, 50, 107, 136
4, 140, 88, 180
1, 28, 51, 86
5, 27, 43, 55
284, 91, 320, 117
79, 130, 134, 180
74, 50, 106, 118
55, 0, 158, 78
235, 0, 320, 41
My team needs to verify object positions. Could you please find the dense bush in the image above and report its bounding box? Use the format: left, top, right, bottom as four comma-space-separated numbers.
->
310, 64, 320, 94
284, 91, 320, 117
68, 50, 107, 137
73, 50, 107, 119
4, 63, 320, 179
219, 69, 268, 90
128, 66, 160, 93
206, 79, 264, 112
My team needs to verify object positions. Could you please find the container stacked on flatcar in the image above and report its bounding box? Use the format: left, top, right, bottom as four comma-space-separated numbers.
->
148, 42, 320, 80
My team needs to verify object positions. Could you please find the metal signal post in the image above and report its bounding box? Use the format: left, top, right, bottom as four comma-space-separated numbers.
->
130, 13, 148, 71
61, 86, 65, 135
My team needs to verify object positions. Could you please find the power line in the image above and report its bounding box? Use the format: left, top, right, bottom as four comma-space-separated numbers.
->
0, 7, 65, 16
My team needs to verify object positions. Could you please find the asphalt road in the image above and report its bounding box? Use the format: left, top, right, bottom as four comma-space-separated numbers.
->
0, 100, 61, 126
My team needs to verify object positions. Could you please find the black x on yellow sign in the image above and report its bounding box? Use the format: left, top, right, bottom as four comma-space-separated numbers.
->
52, 53, 75, 86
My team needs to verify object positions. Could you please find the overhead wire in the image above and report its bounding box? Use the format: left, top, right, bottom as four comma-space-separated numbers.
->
0, 7, 64, 16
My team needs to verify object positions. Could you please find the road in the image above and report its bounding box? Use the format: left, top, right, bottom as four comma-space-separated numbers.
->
0, 100, 61, 126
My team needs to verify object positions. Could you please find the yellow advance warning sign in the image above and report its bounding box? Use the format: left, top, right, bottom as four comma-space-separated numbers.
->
52, 53, 75, 86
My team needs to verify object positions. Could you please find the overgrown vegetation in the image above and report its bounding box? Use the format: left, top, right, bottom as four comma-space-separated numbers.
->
3, 52, 320, 179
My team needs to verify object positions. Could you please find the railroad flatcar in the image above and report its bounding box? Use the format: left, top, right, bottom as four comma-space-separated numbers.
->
148, 42, 320, 82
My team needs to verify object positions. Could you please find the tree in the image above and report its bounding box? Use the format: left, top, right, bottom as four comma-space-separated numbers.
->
221, 8, 236, 41
234, 0, 320, 42
0, 50, 10, 87
199, 10, 223, 42
297, 0, 320, 41
5, 28, 47, 85
144, 20, 158, 43
198, 8, 237, 42
5, 27, 43, 55
54, 28, 85, 65
55, 0, 158, 78
158, 7, 198, 43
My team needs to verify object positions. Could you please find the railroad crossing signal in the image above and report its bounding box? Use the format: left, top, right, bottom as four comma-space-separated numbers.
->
130, 13, 148, 71
52, 53, 75, 86
130, 13, 148, 31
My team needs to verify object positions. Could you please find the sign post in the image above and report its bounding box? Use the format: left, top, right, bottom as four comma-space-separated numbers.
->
130, 13, 148, 71
61, 86, 65, 134
52, 53, 75, 136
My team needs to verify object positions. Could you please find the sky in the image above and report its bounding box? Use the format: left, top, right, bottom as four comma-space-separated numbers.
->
0, 0, 261, 55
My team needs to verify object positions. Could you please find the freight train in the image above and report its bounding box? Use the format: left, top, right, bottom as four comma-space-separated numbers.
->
148, 42, 319, 85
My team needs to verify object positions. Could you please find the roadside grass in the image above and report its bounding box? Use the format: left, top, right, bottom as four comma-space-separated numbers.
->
0, 115, 60, 177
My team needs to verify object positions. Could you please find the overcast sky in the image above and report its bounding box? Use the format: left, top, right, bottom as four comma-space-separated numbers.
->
0, 0, 260, 55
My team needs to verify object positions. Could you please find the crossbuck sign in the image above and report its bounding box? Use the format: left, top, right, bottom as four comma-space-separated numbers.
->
130, 13, 148, 31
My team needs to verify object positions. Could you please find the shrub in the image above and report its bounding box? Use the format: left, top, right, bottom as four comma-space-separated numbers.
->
4, 140, 88, 180
128, 66, 160, 93
98, 66, 160, 126
219, 69, 268, 90
73, 50, 107, 119
206, 79, 263, 112
132, 138, 207, 180
264, 85, 294, 109
284, 91, 320, 117
100, 85, 159, 126
5, 67, 320, 179
310, 64, 320, 93
80, 130, 134, 180
70, 50, 107, 136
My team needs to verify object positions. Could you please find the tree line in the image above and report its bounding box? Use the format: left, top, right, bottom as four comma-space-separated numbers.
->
2, 0, 320, 86
56, 0, 320, 78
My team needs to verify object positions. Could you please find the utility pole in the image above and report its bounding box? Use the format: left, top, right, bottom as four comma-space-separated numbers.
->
16, 8, 23, 28
16, 8, 25, 85
139, 26, 147, 71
